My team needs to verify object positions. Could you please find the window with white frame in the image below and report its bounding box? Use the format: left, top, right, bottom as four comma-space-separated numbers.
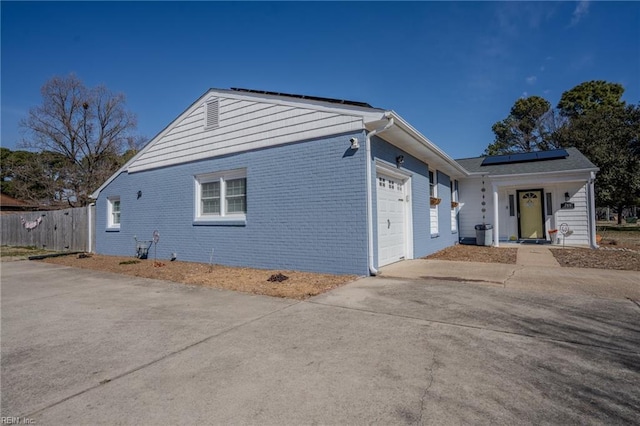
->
195, 169, 246, 222
451, 180, 458, 233
429, 170, 438, 236
107, 197, 121, 229
429, 171, 436, 199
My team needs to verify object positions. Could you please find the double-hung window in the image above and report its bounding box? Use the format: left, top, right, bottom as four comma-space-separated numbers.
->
195, 169, 247, 224
429, 170, 439, 236
107, 197, 121, 230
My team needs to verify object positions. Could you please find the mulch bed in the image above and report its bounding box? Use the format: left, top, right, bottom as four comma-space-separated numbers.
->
425, 245, 518, 264
39, 254, 356, 300
551, 248, 640, 271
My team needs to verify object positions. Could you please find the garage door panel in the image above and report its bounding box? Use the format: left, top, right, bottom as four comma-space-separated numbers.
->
377, 174, 405, 267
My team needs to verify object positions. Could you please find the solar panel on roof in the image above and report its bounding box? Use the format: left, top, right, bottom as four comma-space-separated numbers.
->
536, 149, 569, 160
481, 149, 569, 166
229, 87, 374, 108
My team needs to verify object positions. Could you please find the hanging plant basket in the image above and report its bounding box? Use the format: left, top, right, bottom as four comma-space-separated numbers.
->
430, 197, 442, 206
451, 201, 459, 208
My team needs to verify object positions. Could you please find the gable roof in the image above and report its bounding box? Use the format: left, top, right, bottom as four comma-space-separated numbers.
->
455, 147, 598, 176
91, 88, 468, 197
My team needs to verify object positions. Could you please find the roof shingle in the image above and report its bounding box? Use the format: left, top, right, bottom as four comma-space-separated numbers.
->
455, 147, 598, 175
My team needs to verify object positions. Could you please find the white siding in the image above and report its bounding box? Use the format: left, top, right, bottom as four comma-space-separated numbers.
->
459, 177, 590, 245
458, 177, 494, 238
551, 183, 589, 245
129, 97, 364, 172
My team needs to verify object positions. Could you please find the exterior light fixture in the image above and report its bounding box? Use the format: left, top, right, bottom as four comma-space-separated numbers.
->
396, 155, 404, 167
137, 190, 142, 199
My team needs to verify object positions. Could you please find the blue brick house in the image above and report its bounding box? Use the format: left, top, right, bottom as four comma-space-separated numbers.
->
91, 88, 597, 275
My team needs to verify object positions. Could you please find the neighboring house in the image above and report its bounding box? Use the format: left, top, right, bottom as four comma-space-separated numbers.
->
0, 193, 34, 215
91, 88, 598, 275
456, 148, 599, 247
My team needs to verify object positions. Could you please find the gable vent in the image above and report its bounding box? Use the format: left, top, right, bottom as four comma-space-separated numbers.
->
205, 99, 219, 129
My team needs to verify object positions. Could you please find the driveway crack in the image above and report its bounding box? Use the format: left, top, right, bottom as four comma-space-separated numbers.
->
418, 351, 438, 425
503, 266, 523, 287
627, 297, 640, 311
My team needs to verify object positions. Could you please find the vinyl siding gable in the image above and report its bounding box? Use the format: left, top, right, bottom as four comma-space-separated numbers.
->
129, 97, 365, 173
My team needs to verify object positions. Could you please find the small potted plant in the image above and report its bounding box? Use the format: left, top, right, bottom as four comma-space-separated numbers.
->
430, 197, 442, 206
451, 201, 459, 208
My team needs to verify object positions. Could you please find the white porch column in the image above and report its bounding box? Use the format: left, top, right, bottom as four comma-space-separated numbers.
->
493, 183, 499, 247
589, 172, 598, 248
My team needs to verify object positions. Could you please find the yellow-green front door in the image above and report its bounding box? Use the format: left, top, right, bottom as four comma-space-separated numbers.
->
518, 190, 544, 239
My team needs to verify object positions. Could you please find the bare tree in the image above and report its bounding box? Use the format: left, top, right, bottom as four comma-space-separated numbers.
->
20, 74, 141, 206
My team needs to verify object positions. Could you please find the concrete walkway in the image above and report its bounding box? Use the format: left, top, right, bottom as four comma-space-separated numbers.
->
380, 246, 640, 301
516, 245, 561, 267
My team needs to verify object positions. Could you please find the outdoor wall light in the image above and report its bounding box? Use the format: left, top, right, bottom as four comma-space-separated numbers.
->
396, 155, 404, 167
349, 137, 360, 149
564, 192, 570, 201
137, 190, 142, 199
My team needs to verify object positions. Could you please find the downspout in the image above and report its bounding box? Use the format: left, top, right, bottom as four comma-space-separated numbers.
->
366, 114, 395, 275
87, 203, 95, 253
588, 172, 598, 249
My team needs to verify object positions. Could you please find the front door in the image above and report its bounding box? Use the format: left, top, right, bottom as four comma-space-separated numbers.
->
517, 189, 544, 239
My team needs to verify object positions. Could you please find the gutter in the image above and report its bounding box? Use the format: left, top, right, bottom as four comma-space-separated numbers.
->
366, 113, 395, 275
466, 167, 600, 179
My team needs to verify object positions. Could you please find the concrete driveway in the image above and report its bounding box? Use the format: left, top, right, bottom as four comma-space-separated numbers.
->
2, 261, 639, 424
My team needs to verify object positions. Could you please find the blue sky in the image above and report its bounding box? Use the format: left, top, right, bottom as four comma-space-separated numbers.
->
2, 1, 639, 159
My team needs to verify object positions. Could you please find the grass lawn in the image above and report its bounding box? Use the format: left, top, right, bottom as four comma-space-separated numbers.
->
0, 245, 56, 258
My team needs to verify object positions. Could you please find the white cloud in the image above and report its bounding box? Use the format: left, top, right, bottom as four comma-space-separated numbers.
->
521, 92, 529, 98
570, 1, 590, 26
525, 76, 537, 85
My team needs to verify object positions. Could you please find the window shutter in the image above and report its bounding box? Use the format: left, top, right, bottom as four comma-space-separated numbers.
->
205, 99, 219, 129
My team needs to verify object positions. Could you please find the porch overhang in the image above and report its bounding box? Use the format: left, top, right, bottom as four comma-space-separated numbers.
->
484, 169, 598, 248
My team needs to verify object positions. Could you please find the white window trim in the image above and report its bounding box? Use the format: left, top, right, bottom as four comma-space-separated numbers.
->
194, 168, 246, 224
429, 169, 439, 236
451, 179, 458, 233
429, 169, 438, 204
107, 196, 121, 230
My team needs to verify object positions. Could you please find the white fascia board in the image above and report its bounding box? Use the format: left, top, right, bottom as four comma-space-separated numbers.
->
483, 169, 598, 187
365, 111, 470, 177
472, 167, 599, 180
91, 88, 381, 198
90, 89, 217, 198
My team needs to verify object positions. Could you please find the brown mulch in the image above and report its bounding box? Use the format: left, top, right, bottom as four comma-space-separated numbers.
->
425, 245, 518, 264
40, 254, 356, 300
425, 242, 640, 271
551, 248, 640, 271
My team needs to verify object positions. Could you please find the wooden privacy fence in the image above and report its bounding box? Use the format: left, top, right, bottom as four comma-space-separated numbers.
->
1, 205, 95, 252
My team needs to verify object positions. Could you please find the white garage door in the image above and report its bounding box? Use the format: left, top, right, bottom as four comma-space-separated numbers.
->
377, 174, 406, 267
